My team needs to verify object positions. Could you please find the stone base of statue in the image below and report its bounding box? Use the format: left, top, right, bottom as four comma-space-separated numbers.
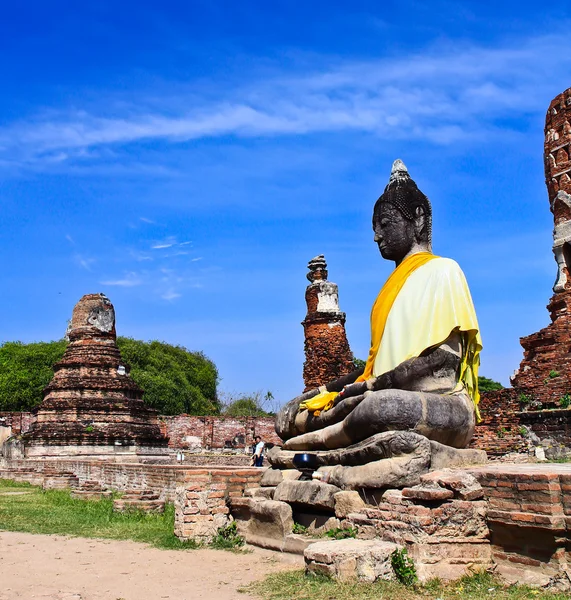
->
267, 431, 486, 490
230, 432, 489, 581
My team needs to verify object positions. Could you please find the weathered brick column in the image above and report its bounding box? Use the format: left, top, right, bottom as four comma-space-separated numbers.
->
302, 255, 355, 391
512, 87, 571, 407
174, 467, 263, 541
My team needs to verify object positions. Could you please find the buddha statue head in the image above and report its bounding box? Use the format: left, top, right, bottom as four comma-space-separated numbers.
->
373, 160, 432, 263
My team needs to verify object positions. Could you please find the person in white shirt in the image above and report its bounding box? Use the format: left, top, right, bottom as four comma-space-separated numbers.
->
252, 435, 265, 467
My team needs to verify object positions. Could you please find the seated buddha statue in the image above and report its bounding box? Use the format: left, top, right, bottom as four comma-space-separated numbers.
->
272, 160, 482, 489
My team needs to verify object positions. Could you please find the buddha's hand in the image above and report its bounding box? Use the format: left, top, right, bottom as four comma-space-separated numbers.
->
336, 380, 369, 401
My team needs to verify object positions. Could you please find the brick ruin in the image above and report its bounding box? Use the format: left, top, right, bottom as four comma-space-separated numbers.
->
511, 86, 571, 407
2, 411, 281, 455
302, 255, 355, 391
21, 293, 168, 459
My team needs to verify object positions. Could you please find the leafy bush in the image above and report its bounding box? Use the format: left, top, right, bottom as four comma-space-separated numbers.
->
292, 522, 309, 535
210, 520, 245, 549
0, 340, 67, 411
559, 394, 571, 409
477, 376, 503, 392
549, 370, 560, 379
118, 338, 220, 415
324, 526, 358, 540
0, 338, 220, 416
390, 547, 417, 586
222, 391, 275, 417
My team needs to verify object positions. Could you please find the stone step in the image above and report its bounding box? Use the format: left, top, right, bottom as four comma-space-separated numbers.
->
113, 498, 165, 513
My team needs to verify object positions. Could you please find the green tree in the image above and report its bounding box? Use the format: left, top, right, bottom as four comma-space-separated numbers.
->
222, 391, 275, 417
478, 376, 504, 393
0, 341, 67, 411
117, 337, 220, 416
0, 338, 220, 416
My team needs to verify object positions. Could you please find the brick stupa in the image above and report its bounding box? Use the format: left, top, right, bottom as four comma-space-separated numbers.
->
511, 87, 571, 406
23, 293, 168, 460
302, 255, 355, 390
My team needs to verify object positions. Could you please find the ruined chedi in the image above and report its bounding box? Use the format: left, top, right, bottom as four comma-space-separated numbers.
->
512, 87, 571, 406
23, 293, 168, 459
302, 255, 355, 391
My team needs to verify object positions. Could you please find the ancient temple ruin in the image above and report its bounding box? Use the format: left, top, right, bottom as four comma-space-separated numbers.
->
511, 87, 571, 406
302, 255, 355, 391
22, 293, 168, 460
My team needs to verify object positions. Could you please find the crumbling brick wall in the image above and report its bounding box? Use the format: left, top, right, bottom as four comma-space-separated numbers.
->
0, 412, 35, 435
159, 415, 281, 450
469, 390, 526, 456
512, 86, 571, 407
2, 412, 281, 452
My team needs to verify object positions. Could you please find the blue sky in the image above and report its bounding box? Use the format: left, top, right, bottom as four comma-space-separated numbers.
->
1, 1, 571, 405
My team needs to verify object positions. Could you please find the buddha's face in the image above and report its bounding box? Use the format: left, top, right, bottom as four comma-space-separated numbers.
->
373, 203, 415, 262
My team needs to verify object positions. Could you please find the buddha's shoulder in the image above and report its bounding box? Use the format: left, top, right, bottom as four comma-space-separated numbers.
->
418, 256, 467, 279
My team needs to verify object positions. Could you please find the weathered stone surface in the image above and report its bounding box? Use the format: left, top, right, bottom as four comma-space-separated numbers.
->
429, 441, 487, 470
244, 500, 294, 551
304, 539, 401, 582
23, 294, 168, 456
402, 482, 454, 502
334, 491, 366, 518
269, 430, 431, 471
302, 255, 355, 392
260, 468, 300, 487
114, 489, 165, 513
274, 479, 340, 510
316, 432, 432, 490
346, 489, 489, 542
409, 540, 492, 582
244, 486, 275, 500
420, 469, 484, 501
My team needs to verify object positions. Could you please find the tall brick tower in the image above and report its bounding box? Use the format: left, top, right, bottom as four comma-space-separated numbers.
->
23, 293, 169, 460
302, 255, 355, 391
511, 87, 571, 405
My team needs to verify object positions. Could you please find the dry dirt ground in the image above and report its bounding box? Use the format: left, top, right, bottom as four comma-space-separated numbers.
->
0, 531, 300, 600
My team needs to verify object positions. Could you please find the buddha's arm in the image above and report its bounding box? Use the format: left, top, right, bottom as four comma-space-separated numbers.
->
337, 331, 462, 401
324, 367, 365, 393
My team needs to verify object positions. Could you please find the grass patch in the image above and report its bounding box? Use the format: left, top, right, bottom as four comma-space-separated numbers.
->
248, 569, 569, 600
0, 478, 197, 550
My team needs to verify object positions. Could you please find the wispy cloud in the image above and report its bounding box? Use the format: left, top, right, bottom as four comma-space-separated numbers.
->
151, 236, 177, 249
161, 289, 182, 301
1, 30, 570, 168
100, 272, 143, 287
140, 217, 155, 224
74, 254, 95, 271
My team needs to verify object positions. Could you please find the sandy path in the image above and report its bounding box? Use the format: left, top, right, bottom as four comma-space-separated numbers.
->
0, 531, 300, 600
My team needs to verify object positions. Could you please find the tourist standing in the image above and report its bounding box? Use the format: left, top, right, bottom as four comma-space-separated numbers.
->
252, 435, 265, 467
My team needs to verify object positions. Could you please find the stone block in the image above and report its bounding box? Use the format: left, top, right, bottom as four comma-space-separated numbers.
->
334, 491, 366, 518
429, 441, 487, 470
409, 540, 492, 582
274, 479, 340, 510
260, 468, 300, 487
244, 500, 294, 551
402, 482, 454, 502
420, 469, 484, 501
304, 539, 401, 582
244, 486, 275, 500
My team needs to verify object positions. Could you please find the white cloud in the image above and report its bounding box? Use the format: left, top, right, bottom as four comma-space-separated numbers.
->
151, 236, 177, 249
74, 254, 95, 271
100, 272, 143, 287
161, 289, 182, 301
140, 217, 155, 224
1, 29, 570, 167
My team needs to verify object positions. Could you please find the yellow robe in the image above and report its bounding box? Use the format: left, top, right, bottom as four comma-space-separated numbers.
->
300, 252, 482, 417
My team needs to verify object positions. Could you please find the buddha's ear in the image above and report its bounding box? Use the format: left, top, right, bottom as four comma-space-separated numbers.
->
413, 206, 427, 240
